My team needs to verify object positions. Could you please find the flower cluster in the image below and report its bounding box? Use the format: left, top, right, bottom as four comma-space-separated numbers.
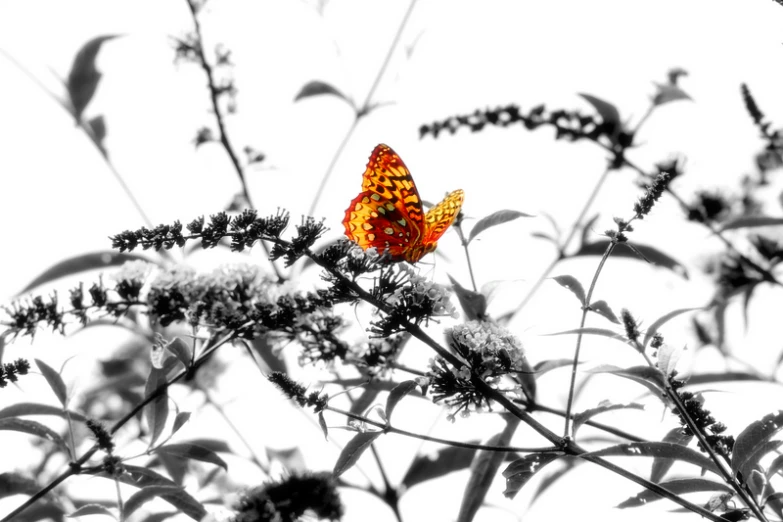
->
670, 374, 734, 459
424, 320, 528, 421
233, 472, 343, 522
0, 358, 30, 388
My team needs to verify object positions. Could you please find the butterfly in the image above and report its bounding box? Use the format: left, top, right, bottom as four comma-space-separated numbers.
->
343, 144, 464, 263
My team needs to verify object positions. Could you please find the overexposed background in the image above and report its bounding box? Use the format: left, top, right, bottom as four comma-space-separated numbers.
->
1, 1, 783, 521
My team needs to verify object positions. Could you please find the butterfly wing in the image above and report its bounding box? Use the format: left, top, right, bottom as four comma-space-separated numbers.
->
422, 189, 464, 247
343, 144, 425, 260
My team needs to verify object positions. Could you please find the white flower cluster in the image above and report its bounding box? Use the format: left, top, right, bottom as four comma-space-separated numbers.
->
448, 320, 526, 371
390, 264, 459, 318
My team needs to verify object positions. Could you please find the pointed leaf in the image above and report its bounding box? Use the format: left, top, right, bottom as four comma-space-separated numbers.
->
552, 275, 586, 306
67, 35, 120, 121
572, 241, 688, 278
401, 442, 481, 489
732, 411, 783, 477
533, 358, 575, 376
656, 343, 681, 376
0, 402, 86, 422
171, 412, 191, 436
0, 418, 68, 451
651, 428, 693, 483
544, 327, 628, 346
583, 442, 719, 475
34, 359, 67, 406
578, 93, 621, 129
118, 465, 207, 520
643, 307, 701, 348
588, 364, 666, 397
589, 300, 620, 323
719, 216, 783, 232
154, 443, 228, 471
468, 210, 532, 244
449, 275, 487, 320
333, 431, 382, 478
386, 381, 417, 422
124, 485, 183, 519
502, 453, 562, 499
0, 471, 40, 496
144, 367, 170, 448
318, 411, 328, 440
294, 80, 351, 106
652, 83, 692, 106
68, 504, 117, 519
166, 337, 192, 367
18, 251, 151, 295
617, 478, 732, 507
458, 418, 520, 522
573, 402, 645, 434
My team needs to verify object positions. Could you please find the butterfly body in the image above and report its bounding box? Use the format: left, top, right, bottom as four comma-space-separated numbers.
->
343, 144, 464, 263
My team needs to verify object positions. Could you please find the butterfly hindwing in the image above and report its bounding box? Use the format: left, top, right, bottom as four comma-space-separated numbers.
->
423, 189, 464, 246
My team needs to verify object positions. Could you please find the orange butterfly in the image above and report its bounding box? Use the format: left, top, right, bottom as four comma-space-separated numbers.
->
343, 144, 464, 263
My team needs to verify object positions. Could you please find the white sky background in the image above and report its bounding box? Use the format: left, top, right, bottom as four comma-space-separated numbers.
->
1, 1, 783, 521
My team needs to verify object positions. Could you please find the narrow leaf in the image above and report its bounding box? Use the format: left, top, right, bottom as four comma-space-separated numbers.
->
154, 443, 228, 471
0, 418, 68, 451
401, 443, 480, 489
552, 275, 586, 306
67, 35, 120, 121
544, 327, 628, 345
34, 359, 67, 406
533, 359, 575, 376
118, 465, 206, 520
572, 241, 688, 278
573, 402, 645, 433
318, 411, 328, 440
652, 83, 692, 106
583, 442, 719, 475
0, 402, 86, 422
588, 365, 666, 397
333, 431, 382, 478
502, 453, 561, 499
124, 485, 183, 519
449, 275, 487, 320
144, 367, 169, 448
68, 504, 117, 519
294, 80, 351, 105
468, 210, 532, 244
18, 251, 151, 295
719, 216, 783, 232
732, 411, 783, 477
171, 412, 191, 436
651, 428, 693, 483
617, 478, 732, 508
643, 307, 701, 348
166, 337, 192, 367
386, 381, 417, 422
578, 93, 621, 129
0, 471, 39, 496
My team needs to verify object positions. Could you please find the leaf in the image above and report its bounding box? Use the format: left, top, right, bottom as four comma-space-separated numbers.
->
651, 428, 693, 483
166, 337, 192, 367
583, 442, 720, 475
293, 80, 351, 106
17, 251, 151, 295
552, 275, 586, 306
171, 412, 191, 436
533, 358, 575, 376
589, 300, 620, 323
124, 485, 184, 519
0, 471, 40, 496
502, 453, 562, 499
0, 402, 86, 422
333, 431, 382, 478
401, 443, 481, 489
68, 504, 117, 519
0, 418, 68, 452
588, 365, 666, 397
468, 210, 532, 244
656, 343, 681, 377
573, 402, 645, 434
617, 478, 732, 508
34, 359, 67, 407
318, 411, 328, 440
87, 114, 108, 157
144, 367, 170, 448
249, 334, 288, 374
67, 35, 120, 121
458, 418, 520, 522
119, 465, 206, 520
643, 307, 701, 348
732, 411, 783, 478
652, 83, 692, 106
578, 93, 621, 136
572, 241, 688, 279
719, 215, 783, 232
544, 327, 629, 346
154, 443, 228, 471
449, 275, 487, 320
386, 381, 417, 422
